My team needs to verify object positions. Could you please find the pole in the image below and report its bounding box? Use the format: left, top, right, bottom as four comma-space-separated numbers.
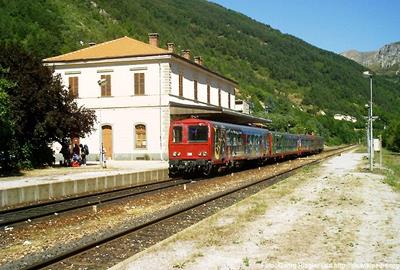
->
158, 62, 164, 161
366, 121, 370, 158
369, 76, 373, 171
379, 134, 382, 168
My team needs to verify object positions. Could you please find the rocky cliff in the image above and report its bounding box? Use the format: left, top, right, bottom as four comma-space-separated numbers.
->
341, 42, 400, 73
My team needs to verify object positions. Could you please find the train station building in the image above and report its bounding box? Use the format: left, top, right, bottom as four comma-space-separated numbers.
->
44, 34, 269, 161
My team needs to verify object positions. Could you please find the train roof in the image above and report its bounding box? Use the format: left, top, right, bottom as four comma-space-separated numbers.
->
172, 118, 324, 140
172, 118, 268, 133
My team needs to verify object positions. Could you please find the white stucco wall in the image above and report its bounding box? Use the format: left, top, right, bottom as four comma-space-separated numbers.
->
56, 60, 168, 103
169, 60, 236, 108
49, 55, 236, 160
80, 106, 167, 160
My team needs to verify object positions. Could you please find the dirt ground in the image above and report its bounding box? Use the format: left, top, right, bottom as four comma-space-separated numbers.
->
111, 151, 400, 270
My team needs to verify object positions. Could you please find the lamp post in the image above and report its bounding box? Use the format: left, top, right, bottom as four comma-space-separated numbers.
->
363, 71, 373, 171
97, 79, 107, 168
364, 111, 370, 160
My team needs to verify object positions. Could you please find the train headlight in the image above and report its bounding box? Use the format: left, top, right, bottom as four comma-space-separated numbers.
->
173, 152, 177, 157
177, 152, 181, 156
203, 151, 208, 156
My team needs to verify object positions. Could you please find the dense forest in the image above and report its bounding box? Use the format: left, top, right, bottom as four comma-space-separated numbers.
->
1, 0, 399, 145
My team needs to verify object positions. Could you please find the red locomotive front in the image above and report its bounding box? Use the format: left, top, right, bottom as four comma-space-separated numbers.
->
169, 118, 213, 176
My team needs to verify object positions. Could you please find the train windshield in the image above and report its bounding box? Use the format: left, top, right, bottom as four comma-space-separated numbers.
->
172, 126, 183, 143
188, 125, 208, 142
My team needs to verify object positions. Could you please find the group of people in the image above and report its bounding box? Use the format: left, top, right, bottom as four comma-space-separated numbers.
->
60, 143, 89, 167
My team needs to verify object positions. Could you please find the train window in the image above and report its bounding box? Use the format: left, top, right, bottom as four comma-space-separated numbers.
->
237, 134, 241, 145
226, 130, 231, 146
227, 130, 235, 146
188, 125, 208, 142
172, 126, 183, 143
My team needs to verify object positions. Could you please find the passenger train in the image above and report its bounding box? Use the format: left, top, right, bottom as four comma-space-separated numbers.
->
168, 118, 324, 177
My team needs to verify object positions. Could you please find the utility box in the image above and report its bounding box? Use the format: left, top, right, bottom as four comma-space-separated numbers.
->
374, 138, 381, 151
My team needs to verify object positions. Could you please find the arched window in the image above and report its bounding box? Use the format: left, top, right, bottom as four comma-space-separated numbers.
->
135, 124, 147, 149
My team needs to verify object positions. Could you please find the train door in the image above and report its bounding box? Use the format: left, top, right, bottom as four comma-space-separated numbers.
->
274, 133, 281, 154
245, 134, 251, 156
297, 135, 302, 155
268, 133, 273, 156
213, 126, 226, 162
221, 128, 227, 161
262, 134, 267, 158
226, 129, 237, 160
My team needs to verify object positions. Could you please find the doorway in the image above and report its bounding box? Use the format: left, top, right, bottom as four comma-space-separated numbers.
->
102, 125, 113, 159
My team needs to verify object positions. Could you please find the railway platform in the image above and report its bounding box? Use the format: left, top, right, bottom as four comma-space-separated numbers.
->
0, 160, 169, 209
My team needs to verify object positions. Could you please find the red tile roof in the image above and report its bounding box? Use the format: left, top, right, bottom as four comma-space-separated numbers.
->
44, 36, 169, 62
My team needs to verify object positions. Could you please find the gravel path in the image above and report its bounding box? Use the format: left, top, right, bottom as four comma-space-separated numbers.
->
111, 151, 400, 270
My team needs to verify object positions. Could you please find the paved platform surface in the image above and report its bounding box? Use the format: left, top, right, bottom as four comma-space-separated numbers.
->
0, 160, 168, 190
0, 160, 169, 208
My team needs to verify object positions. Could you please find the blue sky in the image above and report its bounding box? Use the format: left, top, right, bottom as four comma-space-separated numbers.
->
211, 0, 400, 53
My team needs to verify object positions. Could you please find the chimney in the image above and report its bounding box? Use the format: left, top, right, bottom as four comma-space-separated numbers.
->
167, 42, 175, 53
182, 49, 191, 60
194, 56, 203, 65
148, 33, 159, 47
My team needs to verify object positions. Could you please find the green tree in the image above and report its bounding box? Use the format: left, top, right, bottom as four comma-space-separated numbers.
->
0, 68, 18, 172
0, 43, 96, 174
384, 120, 400, 152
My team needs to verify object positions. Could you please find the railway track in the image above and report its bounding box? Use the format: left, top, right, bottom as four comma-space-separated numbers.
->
0, 179, 191, 228
2, 145, 356, 270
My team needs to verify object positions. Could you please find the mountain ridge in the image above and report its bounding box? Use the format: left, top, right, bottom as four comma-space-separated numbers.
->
341, 42, 400, 74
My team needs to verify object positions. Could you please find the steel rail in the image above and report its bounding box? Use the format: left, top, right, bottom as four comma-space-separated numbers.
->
0, 179, 190, 228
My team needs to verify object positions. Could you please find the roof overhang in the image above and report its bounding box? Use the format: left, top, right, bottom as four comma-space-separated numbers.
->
170, 55, 238, 85
43, 54, 172, 67
170, 102, 271, 125
43, 53, 237, 85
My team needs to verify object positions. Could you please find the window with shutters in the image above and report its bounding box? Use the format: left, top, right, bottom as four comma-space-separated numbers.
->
179, 74, 183, 96
100, 74, 111, 97
207, 84, 210, 104
134, 73, 145, 95
228, 93, 231, 109
218, 88, 221, 107
135, 124, 147, 149
68, 77, 79, 98
193, 80, 198, 101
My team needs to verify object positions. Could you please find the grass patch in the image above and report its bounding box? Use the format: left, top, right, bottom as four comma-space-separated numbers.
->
173, 261, 186, 269
382, 151, 400, 191
385, 156, 400, 191
354, 145, 366, 153
243, 257, 250, 267
358, 146, 400, 191
300, 164, 318, 173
